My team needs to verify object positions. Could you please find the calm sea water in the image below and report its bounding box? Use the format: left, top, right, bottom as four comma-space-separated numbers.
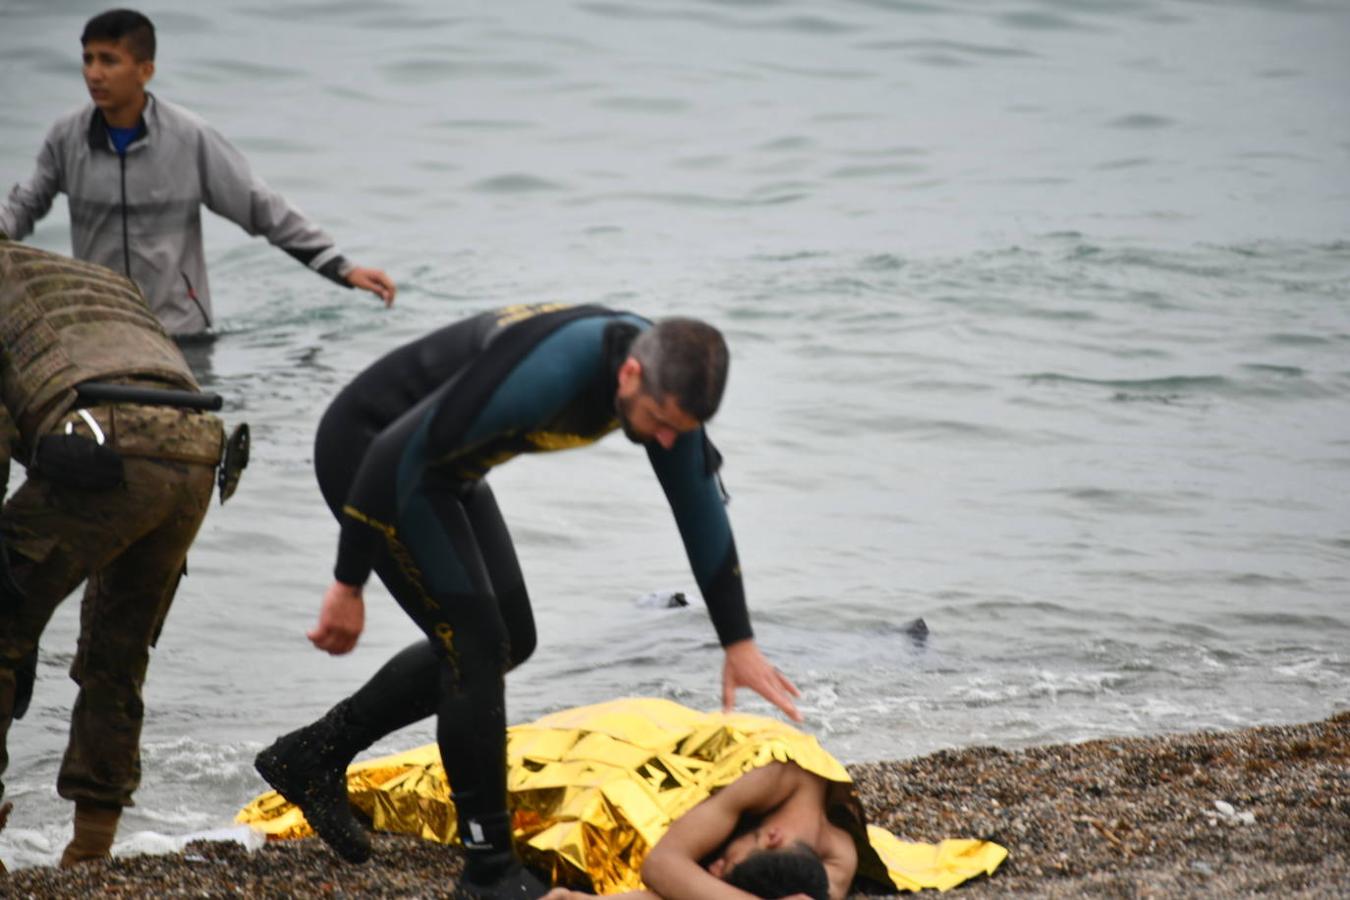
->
1, 0, 1347, 870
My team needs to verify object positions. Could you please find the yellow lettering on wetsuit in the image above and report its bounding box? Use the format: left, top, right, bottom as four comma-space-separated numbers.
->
434, 623, 457, 656
493, 302, 571, 329
525, 429, 613, 451
342, 504, 396, 537
380, 534, 464, 681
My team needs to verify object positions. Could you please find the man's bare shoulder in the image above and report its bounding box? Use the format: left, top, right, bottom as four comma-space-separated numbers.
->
713, 761, 825, 811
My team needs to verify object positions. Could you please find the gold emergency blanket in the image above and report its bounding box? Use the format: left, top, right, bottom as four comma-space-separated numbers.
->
238, 698, 1007, 893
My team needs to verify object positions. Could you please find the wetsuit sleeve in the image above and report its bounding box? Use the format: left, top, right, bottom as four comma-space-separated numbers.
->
647, 431, 752, 647
194, 122, 354, 287
0, 123, 63, 240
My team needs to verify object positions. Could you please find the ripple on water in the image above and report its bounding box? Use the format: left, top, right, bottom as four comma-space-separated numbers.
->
431, 118, 535, 132
469, 173, 567, 193
756, 135, 818, 152
997, 10, 1099, 32
1026, 372, 1230, 392
593, 96, 693, 113
859, 38, 1038, 61
1107, 112, 1176, 130
190, 58, 306, 81
380, 58, 558, 82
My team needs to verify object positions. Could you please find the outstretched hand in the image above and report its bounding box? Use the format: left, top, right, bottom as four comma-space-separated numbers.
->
347, 266, 397, 306
721, 639, 802, 722
307, 580, 365, 655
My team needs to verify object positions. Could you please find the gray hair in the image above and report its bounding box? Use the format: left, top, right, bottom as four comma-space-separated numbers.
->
629, 317, 729, 421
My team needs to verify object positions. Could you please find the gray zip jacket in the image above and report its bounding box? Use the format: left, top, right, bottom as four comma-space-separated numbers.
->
0, 94, 355, 336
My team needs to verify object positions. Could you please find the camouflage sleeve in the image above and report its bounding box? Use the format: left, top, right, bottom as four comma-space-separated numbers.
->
0, 402, 14, 500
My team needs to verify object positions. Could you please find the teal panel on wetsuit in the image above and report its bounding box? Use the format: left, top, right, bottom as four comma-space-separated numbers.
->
390, 314, 636, 596
458, 315, 637, 450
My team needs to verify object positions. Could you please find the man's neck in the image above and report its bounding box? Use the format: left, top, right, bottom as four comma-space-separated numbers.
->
766, 779, 856, 856
101, 93, 147, 129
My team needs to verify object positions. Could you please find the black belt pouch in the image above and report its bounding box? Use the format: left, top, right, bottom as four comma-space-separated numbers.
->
34, 433, 126, 490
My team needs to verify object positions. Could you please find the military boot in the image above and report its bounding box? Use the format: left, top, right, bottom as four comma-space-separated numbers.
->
254, 699, 372, 864
0, 800, 12, 874
59, 801, 120, 867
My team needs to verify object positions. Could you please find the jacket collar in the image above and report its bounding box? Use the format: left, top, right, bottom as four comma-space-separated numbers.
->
86, 93, 154, 152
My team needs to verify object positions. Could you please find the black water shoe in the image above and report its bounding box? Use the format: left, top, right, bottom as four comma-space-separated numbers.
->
254, 735, 372, 864
454, 862, 549, 899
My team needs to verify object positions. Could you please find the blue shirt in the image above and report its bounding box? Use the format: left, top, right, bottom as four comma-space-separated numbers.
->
107, 124, 143, 156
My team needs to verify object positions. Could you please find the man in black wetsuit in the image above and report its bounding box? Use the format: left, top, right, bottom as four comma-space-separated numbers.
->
256, 302, 801, 899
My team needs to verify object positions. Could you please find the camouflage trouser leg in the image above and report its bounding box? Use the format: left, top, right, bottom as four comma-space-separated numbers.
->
0, 453, 215, 807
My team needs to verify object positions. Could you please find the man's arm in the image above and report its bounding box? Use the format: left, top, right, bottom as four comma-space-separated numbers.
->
538, 760, 826, 900
640, 765, 797, 900
0, 126, 63, 240
647, 433, 801, 721
194, 121, 396, 304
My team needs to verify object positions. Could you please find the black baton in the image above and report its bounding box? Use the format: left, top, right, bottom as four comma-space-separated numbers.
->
75, 382, 224, 411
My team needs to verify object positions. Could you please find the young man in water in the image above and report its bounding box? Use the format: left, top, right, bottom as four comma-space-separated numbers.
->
542, 760, 858, 900
255, 303, 802, 899
0, 9, 396, 337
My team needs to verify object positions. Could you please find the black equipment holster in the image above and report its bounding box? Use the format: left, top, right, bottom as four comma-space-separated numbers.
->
33, 432, 125, 491
218, 422, 249, 504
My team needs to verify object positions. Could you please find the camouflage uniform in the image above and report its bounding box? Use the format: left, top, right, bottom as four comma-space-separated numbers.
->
0, 242, 222, 809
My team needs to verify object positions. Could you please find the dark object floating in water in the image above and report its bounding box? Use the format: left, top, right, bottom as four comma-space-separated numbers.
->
902, 617, 929, 646
635, 590, 689, 608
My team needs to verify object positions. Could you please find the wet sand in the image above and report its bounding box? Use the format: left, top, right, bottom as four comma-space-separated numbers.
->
5, 712, 1346, 898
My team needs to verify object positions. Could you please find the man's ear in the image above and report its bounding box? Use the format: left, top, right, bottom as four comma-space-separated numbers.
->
617, 356, 643, 397
763, 825, 786, 849
139, 59, 155, 87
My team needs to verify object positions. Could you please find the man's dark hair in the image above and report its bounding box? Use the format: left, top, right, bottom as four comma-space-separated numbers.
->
82, 9, 156, 62
724, 842, 830, 900
629, 317, 729, 422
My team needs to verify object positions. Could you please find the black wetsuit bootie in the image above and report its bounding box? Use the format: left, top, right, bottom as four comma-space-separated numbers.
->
453, 811, 547, 899
454, 861, 548, 899
254, 699, 372, 864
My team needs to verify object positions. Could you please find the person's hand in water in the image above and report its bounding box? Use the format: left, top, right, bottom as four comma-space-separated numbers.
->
722, 638, 802, 722
346, 266, 397, 306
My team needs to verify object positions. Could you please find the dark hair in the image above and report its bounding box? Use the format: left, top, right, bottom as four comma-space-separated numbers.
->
82, 9, 156, 62
724, 842, 830, 900
629, 317, 729, 422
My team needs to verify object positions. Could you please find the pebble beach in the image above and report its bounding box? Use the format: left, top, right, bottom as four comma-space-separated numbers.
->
3, 712, 1345, 898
